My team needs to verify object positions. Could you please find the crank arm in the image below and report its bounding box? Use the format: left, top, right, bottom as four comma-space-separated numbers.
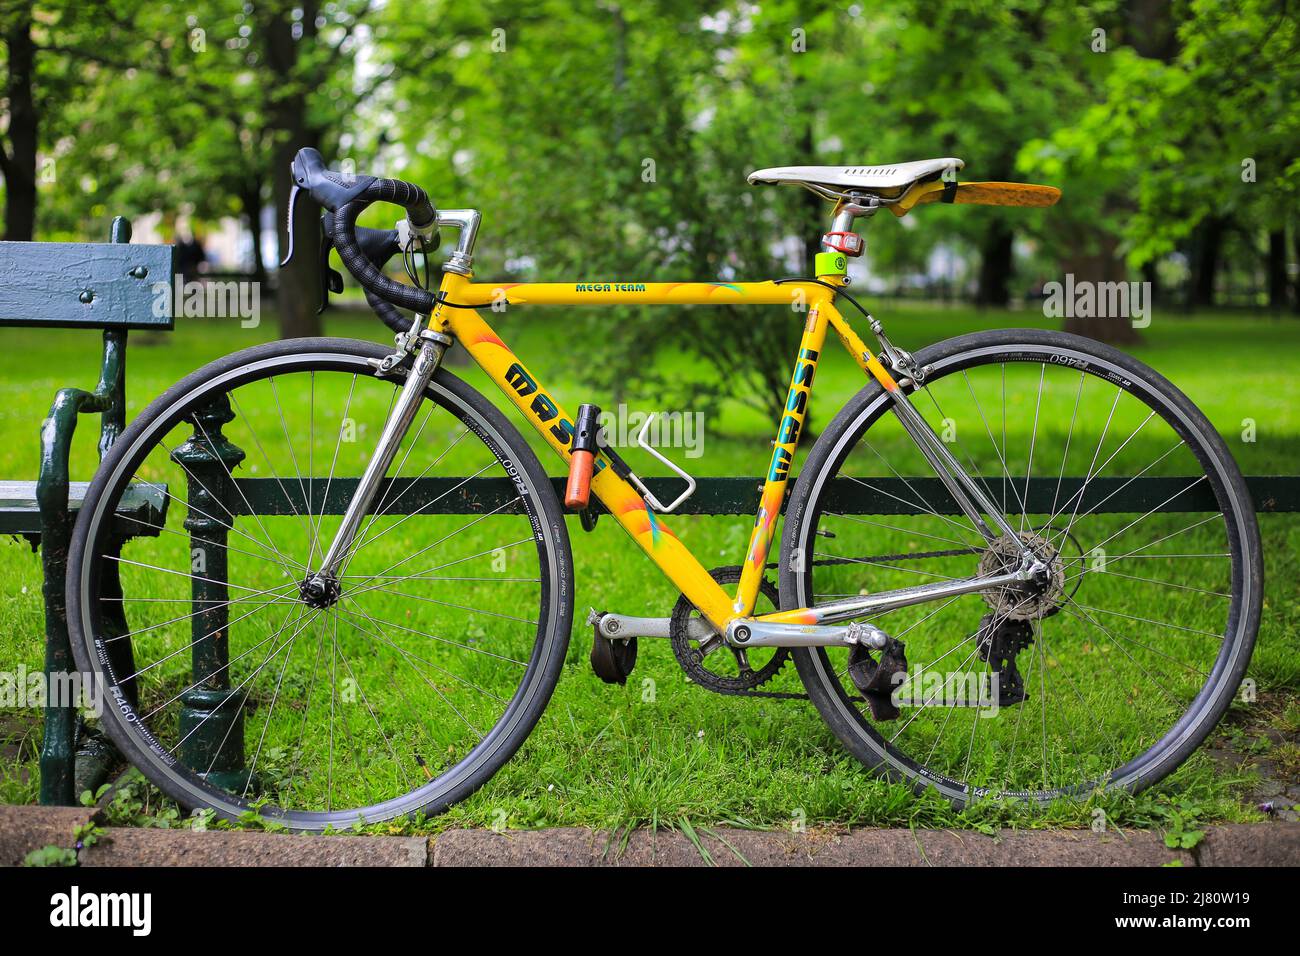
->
588, 610, 712, 642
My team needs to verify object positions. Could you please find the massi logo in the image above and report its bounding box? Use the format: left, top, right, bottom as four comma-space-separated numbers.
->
151, 276, 262, 328
1041, 274, 1152, 328
49, 886, 152, 936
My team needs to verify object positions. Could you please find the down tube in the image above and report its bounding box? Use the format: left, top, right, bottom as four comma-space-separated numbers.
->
733, 299, 831, 616
443, 303, 736, 630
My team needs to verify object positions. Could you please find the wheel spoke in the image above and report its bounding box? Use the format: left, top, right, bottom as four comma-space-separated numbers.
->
799, 340, 1249, 800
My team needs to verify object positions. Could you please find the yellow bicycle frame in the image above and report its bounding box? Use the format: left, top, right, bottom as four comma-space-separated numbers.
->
425, 271, 902, 633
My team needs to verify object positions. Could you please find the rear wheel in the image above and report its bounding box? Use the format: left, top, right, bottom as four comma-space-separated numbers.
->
67, 338, 573, 830
781, 329, 1261, 803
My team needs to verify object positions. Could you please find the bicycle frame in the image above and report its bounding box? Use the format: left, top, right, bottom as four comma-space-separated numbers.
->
306, 202, 1039, 640
405, 270, 1033, 636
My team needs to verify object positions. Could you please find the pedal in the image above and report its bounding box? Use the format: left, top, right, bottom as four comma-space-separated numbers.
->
588, 610, 638, 685
847, 637, 908, 721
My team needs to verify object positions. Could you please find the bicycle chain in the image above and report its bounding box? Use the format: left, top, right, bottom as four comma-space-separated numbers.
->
713, 547, 980, 701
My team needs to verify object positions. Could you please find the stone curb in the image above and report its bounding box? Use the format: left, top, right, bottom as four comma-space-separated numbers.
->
2, 805, 1297, 867
431, 822, 1300, 866
0, 804, 100, 866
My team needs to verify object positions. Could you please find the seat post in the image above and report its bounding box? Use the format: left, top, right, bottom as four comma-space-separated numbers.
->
823, 193, 879, 250
816, 193, 878, 277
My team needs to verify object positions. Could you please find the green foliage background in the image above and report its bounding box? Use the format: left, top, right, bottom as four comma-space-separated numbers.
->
2, 0, 1297, 403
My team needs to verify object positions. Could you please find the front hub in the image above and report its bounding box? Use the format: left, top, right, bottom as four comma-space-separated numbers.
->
299, 573, 341, 609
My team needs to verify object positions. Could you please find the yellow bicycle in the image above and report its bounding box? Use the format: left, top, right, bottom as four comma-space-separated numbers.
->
67, 152, 1261, 828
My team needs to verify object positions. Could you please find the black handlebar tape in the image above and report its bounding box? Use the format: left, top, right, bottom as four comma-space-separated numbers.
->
332, 186, 437, 314
364, 177, 437, 229
320, 209, 414, 333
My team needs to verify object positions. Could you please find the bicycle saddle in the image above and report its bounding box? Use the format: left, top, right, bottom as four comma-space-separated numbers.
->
748, 158, 964, 199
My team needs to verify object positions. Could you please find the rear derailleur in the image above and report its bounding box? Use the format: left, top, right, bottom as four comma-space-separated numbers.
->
974, 613, 1035, 707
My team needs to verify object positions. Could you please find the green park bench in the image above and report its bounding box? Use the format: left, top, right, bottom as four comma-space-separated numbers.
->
0, 217, 174, 805
2, 217, 1298, 808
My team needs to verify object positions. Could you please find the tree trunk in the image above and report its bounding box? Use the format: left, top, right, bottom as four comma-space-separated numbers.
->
1061, 230, 1141, 345
1141, 260, 1160, 310
240, 181, 267, 288
1293, 227, 1300, 315
797, 113, 823, 273
265, 3, 322, 339
1187, 215, 1225, 309
1, 4, 38, 241
1267, 229, 1288, 312
975, 220, 1014, 307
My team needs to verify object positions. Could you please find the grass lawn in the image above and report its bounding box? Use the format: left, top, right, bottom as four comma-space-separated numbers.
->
1, 300, 1298, 835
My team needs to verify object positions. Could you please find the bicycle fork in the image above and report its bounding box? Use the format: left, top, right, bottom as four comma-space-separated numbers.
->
300, 330, 452, 606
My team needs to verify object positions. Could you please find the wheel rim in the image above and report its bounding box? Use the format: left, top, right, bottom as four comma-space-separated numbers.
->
790, 337, 1257, 802
74, 349, 564, 827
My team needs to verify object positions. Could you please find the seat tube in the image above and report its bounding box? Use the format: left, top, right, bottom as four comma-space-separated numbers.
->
734, 293, 832, 615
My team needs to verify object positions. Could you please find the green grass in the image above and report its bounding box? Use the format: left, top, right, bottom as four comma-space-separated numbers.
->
2, 302, 1298, 832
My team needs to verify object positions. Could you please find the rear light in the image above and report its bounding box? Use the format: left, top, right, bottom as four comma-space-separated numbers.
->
821, 231, 864, 257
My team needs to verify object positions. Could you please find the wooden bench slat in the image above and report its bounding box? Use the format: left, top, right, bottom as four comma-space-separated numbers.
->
0, 241, 175, 329
0, 480, 169, 536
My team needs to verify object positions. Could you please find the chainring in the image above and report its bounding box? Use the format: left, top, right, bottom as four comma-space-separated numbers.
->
670, 566, 789, 695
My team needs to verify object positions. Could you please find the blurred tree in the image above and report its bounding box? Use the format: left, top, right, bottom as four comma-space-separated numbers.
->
832, 0, 1109, 309
0, 0, 95, 240
1026, 0, 1299, 321
11, 0, 376, 336
4, 0, 1295, 355
0, 0, 37, 240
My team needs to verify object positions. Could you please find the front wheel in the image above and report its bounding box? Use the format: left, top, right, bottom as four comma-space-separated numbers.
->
67, 338, 573, 831
781, 328, 1261, 804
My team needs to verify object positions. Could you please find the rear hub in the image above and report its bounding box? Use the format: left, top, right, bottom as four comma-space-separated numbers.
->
978, 530, 1066, 621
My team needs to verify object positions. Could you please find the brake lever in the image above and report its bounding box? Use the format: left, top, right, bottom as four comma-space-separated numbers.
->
316, 220, 344, 315
279, 183, 301, 267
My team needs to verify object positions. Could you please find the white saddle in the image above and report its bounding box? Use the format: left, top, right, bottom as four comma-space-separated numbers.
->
747, 158, 965, 199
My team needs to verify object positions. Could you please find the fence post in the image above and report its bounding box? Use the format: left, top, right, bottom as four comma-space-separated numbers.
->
170, 395, 252, 791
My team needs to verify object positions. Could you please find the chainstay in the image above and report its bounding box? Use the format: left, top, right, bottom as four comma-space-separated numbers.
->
765, 547, 978, 571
